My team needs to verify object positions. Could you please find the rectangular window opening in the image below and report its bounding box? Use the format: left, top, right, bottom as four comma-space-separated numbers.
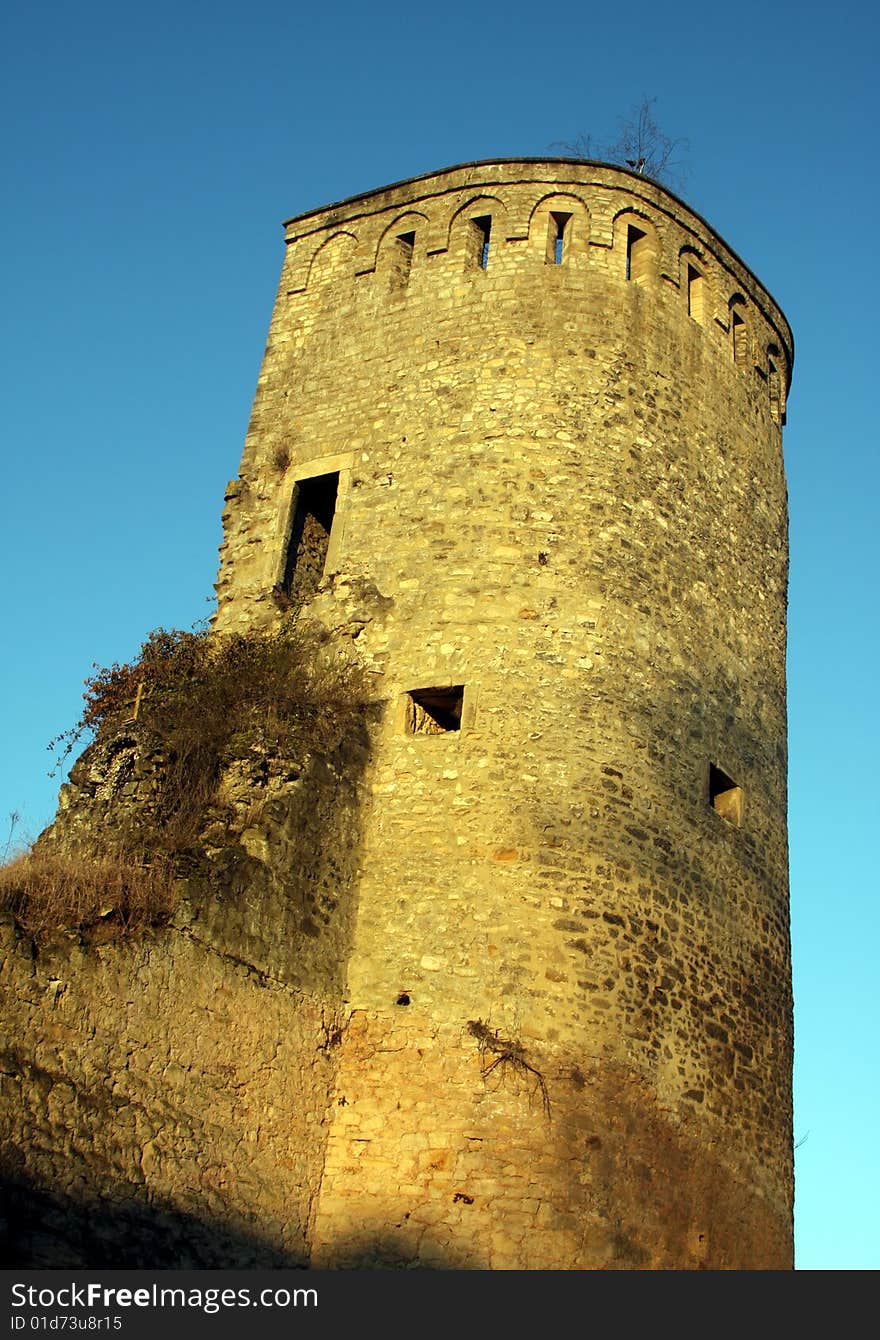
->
709, 763, 743, 826
405, 686, 464, 735
282, 471, 339, 602
626, 224, 647, 282
472, 215, 492, 270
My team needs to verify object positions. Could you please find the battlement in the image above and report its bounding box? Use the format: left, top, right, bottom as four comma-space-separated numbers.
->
280, 159, 791, 407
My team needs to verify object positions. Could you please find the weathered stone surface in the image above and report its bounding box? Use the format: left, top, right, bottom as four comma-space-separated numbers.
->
2, 160, 794, 1269
1, 918, 340, 1267
1, 716, 369, 1266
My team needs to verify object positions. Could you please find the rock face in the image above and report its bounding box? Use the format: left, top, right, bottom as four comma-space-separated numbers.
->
1, 160, 794, 1269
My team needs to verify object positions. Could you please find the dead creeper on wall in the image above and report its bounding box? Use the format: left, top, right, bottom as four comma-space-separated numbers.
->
467, 1019, 551, 1120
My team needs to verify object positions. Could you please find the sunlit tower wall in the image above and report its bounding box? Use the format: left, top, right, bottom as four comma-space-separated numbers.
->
214, 160, 794, 1269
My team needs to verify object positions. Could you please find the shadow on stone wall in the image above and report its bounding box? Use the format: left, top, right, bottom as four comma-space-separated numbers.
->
177, 715, 377, 993
0, 1167, 300, 1268
545, 1055, 792, 1269
0, 1169, 470, 1270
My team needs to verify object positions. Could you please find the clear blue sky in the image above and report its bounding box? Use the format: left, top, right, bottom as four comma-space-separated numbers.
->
1, 0, 876, 1271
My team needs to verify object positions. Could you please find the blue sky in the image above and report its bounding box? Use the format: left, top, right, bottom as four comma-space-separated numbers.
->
1, 0, 877, 1270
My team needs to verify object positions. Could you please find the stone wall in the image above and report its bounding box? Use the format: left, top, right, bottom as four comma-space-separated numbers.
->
1, 922, 337, 1266
310, 1015, 789, 1269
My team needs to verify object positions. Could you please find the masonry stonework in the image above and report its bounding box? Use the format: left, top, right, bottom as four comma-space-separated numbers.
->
214, 159, 794, 1268
1, 159, 794, 1270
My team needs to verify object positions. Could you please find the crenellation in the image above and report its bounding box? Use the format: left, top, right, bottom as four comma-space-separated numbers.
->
271, 162, 790, 380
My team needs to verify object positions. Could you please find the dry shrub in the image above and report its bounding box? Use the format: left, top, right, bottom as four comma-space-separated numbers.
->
19, 619, 373, 941
0, 849, 177, 944
50, 619, 371, 857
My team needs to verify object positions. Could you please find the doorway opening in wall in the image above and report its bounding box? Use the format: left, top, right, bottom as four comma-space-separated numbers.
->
282, 471, 339, 603
709, 763, 743, 826
405, 686, 464, 734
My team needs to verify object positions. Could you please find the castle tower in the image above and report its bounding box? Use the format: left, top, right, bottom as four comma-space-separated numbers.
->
214, 160, 793, 1269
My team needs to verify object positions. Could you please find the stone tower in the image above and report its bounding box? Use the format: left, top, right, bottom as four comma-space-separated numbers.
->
214, 159, 794, 1269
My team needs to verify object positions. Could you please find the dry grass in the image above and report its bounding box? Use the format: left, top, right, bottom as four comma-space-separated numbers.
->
0, 849, 177, 944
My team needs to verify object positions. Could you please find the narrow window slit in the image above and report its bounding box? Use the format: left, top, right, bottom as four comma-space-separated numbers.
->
472, 216, 492, 270
768, 347, 782, 423
626, 224, 648, 282
391, 230, 415, 290
732, 310, 747, 364
282, 472, 339, 602
405, 686, 464, 734
687, 264, 704, 323
548, 212, 571, 265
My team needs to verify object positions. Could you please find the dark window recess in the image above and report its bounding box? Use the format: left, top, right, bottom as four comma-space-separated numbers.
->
406, 686, 464, 734
472, 215, 492, 269
282, 472, 339, 602
549, 211, 571, 264
626, 224, 647, 281
709, 764, 743, 826
391, 231, 415, 290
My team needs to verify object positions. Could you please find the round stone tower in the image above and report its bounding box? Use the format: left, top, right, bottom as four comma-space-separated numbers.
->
214, 160, 794, 1269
